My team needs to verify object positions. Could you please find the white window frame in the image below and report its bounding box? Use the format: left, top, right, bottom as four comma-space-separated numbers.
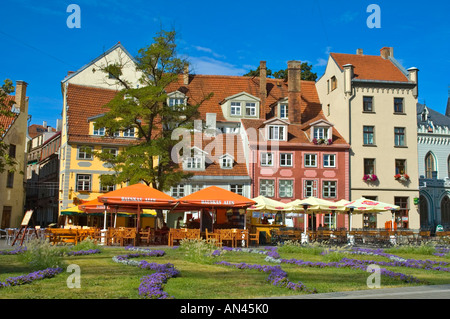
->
279, 180, 294, 198
230, 184, 244, 195
245, 102, 257, 117
93, 125, 105, 136
259, 179, 275, 197
220, 156, 233, 169
230, 102, 241, 116
78, 146, 93, 160
171, 184, 185, 198
304, 153, 317, 167
185, 156, 204, 170
268, 125, 286, 141
100, 183, 115, 193
169, 97, 185, 108
280, 103, 288, 119
313, 127, 328, 140
76, 174, 91, 192
103, 147, 118, 157
280, 153, 293, 167
323, 154, 336, 168
304, 180, 317, 197
123, 127, 135, 138
261, 152, 274, 166
323, 181, 337, 198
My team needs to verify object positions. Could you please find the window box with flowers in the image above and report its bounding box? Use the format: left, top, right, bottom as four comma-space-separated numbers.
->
394, 174, 409, 182
312, 138, 333, 145
363, 174, 377, 182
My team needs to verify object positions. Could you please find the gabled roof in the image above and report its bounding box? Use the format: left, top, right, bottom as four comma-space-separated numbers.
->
330, 53, 409, 83
165, 74, 324, 123
62, 42, 135, 83
417, 103, 450, 128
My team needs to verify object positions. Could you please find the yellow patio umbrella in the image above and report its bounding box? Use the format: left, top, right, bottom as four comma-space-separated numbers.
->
344, 198, 400, 231
247, 196, 293, 212
60, 205, 84, 215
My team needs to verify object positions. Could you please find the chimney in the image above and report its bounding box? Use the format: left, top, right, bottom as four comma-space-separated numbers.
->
287, 60, 302, 123
205, 113, 217, 136
343, 64, 354, 95
183, 64, 189, 85
356, 48, 363, 55
43, 121, 47, 129
407, 67, 419, 98
259, 61, 267, 119
380, 47, 393, 59
15, 80, 28, 114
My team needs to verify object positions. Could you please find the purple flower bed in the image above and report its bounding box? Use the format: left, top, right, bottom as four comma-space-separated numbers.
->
0, 247, 27, 255
66, 249, 101, 256
112, 248, 178, 299
215, 261, 317, 294
0, 267, 63, 288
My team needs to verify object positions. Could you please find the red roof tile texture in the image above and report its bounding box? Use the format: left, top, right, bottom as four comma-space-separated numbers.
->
0, 96, 18, 137
330, 53, 409, 82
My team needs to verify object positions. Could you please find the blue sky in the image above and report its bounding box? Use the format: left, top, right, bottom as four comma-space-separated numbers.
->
1, 0, 449, 128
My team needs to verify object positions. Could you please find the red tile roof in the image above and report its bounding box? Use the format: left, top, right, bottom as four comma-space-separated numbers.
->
330, 53, 409, 82
0, 96, 19, 138
28, 124, 57, 138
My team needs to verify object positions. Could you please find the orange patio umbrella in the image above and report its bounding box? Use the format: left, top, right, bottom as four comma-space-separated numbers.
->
97, 183, 177, 208
176, 186, 256, 209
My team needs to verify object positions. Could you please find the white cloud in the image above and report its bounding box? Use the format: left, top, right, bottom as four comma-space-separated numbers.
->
314, 58, 328, 67
187, 56, 247, 76
193, 46, 226, 59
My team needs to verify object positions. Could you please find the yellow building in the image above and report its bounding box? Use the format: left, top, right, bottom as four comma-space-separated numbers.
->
0, 81, 29, 228
58, 43, 153, 228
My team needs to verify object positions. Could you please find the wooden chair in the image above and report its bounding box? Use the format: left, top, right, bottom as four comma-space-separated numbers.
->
234, 229, 249, 248
121, 228, 137, 246
205, 229, 221, 246
249, 231, 259, 246
168, 228, 187, 247
139, 229, 153, 246
185, 229, 201, 240
217, 229, 236, 247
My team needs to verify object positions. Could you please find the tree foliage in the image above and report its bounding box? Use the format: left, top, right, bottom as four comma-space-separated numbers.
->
94, 30, 212, 192
244, 62, 318, 81
0, 79, 18, 173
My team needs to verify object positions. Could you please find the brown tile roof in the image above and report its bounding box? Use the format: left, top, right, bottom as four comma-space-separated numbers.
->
28, 124, 57, 138
0, 96, 19, 138
66, 84, 138, 145
166, 75, 323, 122
330, 53, 409, 82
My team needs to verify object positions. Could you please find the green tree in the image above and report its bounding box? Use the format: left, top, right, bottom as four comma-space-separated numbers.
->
93, 30, 212, 192
0, 79, 18, 173
244, 62, 317, 81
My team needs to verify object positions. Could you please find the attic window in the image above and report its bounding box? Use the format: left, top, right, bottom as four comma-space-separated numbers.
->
313, 127, 328, 140
268, 125, 286, 141
220, 155, 234, 169
183, 147, 206, 171
330, 76, 337, 91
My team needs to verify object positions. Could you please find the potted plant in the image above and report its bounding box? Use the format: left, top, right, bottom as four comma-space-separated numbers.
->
363, 174, 377, 182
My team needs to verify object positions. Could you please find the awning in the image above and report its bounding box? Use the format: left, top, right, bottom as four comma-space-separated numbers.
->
175, 186, 256, 210
247, 196, 294, 212
97, 183, 177, 209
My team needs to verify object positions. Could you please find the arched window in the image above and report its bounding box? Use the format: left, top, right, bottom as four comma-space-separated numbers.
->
441, 196, 450, 226
419, 195, 429, 227
425, 152, 435, 179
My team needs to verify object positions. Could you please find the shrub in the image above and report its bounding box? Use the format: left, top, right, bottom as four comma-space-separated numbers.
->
178, 239, 218, 264
18, 239, 66, 270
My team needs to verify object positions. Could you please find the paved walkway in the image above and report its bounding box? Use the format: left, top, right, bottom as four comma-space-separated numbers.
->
272, 284, 450, 299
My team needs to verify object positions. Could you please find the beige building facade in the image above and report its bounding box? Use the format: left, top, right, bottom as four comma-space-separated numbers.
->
316, 47, 420, 230
0, 81, 29, 228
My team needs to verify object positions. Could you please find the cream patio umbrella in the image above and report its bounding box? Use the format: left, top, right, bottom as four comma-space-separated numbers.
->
286, 197, 342, 242
343, 198, 400, 231
247, 196, 297, 226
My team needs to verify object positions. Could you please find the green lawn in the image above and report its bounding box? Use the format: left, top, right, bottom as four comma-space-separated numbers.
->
1, 241, 449, 299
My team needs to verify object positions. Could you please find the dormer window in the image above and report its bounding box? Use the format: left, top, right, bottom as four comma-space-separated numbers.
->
183, 147, 206, 171
167, 91, 187, 109
223, 92, 260, 119
313, 127, 328, 140
123, 127, 135, 137
309, 119, 334, 144
268, 125, 286, 141
280, 103, 288, 119
231, 102, 241, 116
93, 125, 106, 136
220, 154, 234, 169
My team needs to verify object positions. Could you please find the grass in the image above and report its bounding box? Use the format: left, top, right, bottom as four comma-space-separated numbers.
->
1, 240, 450, 299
